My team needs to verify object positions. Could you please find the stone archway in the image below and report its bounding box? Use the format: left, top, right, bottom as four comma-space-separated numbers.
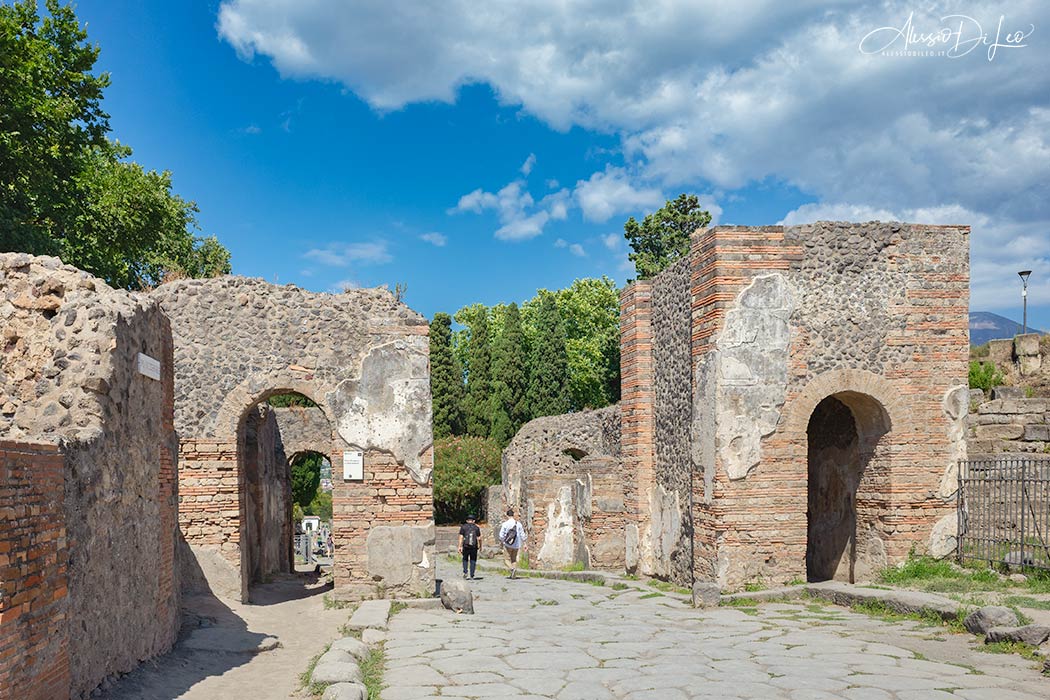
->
804, 390, 891, 582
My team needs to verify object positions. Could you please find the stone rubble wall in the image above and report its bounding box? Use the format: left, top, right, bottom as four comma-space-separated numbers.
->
986, 333, 1048, 392
154, 276, 434, 600
273, 406, 343, 461
0, 254, 180, 699
501, 405, 625, 570
967, 389, 1050, 455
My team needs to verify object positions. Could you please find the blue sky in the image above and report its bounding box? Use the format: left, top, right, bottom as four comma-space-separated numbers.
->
76, 1, 1049, 329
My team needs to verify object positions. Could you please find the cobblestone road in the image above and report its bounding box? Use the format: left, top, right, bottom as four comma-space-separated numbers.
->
382, 566, 1047, 700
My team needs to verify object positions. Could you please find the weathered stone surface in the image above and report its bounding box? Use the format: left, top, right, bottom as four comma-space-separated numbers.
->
692, 582, 721, 608
366, 525, 434, 590
985, 625, 1050, 646
347, 600, 391, 630
928, 513, 958, 558
311, 653, 363, 686
964, 606, 1020, 635
321, 683, 367, 700
806, 581, 959, 620
331, 637, 370, 661
361, 628, 387, 646
440, 579, 475, 614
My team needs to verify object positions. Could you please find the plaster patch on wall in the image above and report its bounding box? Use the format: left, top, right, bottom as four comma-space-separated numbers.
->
939, 385, 969, 499
332, 339, 433, 484
691, 354, 718, 504
625, 524, 639, 573
538, 486, 575, 565
714, 274, 796, 480
929, 513, 958, 558
646, 484, 681, 578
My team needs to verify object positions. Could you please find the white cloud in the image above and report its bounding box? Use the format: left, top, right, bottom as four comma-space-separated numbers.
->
329, 278, 359, 293
602, 233, 622, 251
520, 153, 536, 176
303, 240, 392, 266
240, 124, 262, 135
451, 175, 569, 241
554, 238, 567, 248
420, 232, 447, 246
219, 1, 1050, 308
569, 243, 586, 257
574, 166, 664, 223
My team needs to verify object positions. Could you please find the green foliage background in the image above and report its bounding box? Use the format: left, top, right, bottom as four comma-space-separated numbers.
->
433, 436, 502, 524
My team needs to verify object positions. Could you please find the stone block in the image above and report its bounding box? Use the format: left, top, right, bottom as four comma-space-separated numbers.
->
987, 339, 1014, 365
440, 579, 474, 614
964, 606, 1019, 635
311, 649, 363, 685
330, 637, 370, 661
985, 625, 1050, 646
346, 600, 391, 630
322, 683, 367, 700
692, 582, 721, 608
974, 424, 1024, 440
1015, 333, 1041, 357
1023, 424, 1050, 441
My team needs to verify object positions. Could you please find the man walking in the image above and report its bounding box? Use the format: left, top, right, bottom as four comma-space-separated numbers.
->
498, 508, 526, 579
458, 513, 482, 579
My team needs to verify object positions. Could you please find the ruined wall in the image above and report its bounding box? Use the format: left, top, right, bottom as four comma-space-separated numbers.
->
242, 405, 292, 586
681, 223, 969, 589
0, 254, 179, 698
154, 277, 434, 599
502, 405, 624, 569
273, 406, 342, 460
967, 390, 1050, 455
650, 256, 693, 585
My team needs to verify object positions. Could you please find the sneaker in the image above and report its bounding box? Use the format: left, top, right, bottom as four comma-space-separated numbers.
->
463, 573, 468, 579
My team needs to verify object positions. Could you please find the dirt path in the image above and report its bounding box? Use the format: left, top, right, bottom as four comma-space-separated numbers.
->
99, 574, 349, 700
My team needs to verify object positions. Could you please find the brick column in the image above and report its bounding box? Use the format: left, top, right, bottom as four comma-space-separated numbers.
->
620, 282, 656, 550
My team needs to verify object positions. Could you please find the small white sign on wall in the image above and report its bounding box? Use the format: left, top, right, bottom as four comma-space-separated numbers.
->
137, 352, 161, 381
343, 451, 364, 481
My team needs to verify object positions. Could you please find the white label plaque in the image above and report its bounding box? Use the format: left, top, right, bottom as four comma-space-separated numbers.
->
137, 353, 161, 381
343, 451, 364, 481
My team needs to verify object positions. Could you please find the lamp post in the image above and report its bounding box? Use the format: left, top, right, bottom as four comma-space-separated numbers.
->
1018, 270, 1032, 335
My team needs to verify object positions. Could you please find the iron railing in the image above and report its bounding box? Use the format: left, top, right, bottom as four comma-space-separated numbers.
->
958, 457, 1050, 571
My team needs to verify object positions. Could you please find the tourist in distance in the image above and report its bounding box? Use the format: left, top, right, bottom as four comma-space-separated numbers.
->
458, 513, 482, 579
498, 508, 527, 579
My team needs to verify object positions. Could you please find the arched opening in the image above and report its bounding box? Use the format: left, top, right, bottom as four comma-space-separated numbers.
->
806, 391, 890, 583
289, 450, 333, 560
236, 390, 330, 599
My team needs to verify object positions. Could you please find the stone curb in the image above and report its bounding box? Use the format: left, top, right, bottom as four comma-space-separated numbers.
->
802, 581, 962, 620
345, 599, 391, 631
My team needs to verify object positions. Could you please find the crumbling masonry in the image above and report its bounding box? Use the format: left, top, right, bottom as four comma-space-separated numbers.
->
1, 255, 434, 699
502, 222, 970, 592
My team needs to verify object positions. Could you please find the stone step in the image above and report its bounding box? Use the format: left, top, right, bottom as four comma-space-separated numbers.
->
346, 599, 391, 630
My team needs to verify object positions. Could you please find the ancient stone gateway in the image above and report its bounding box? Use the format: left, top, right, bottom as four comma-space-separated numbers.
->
153, 277, 435, 602
503, 222, 970, 592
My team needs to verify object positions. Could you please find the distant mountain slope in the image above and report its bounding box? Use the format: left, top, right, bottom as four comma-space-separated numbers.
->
969, 311, 1044, 346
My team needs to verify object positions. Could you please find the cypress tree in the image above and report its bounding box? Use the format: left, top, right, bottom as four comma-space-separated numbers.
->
464, 310, 492, 437
489, 303, 529, 446
430, 313, 465, 438
526, 291, 571, 418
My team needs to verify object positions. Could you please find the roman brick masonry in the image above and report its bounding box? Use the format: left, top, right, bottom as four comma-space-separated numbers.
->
501, 221, 971, 594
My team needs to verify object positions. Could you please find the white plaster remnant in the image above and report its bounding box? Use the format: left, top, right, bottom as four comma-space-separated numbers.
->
939, 385, 969, 499
929, 513, 958, 558
332, 338, 433, 484
538, 486, 575, 565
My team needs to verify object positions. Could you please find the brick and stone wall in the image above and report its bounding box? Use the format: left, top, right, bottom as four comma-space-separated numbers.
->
0, 254, 180, 698
153, 277, 434, 600
967, 389, 1050, 455
501, 405, 625, 569
0, 441, 69, 700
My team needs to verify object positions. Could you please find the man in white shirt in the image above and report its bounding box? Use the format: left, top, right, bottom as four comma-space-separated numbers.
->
498, 508, 527, 579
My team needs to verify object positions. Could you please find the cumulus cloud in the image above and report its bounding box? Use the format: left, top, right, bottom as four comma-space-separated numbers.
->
420, 232, 447, 246
303, 240, 392, 266
520, 153, 536, 176
574, 166, 665, 223
219, 0, 1050, 312
569, 243, 586, 257
602, 233, 622, 251
450, 171, 569, 241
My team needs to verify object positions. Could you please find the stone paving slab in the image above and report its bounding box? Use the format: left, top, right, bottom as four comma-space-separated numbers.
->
379, 564, 1049, 699
346, 599, 391, 630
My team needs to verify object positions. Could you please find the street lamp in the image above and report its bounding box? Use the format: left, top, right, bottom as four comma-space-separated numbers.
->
1018, 270, 1032, 335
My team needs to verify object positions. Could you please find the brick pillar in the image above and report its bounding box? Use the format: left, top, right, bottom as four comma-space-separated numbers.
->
620, 282, 656, 567
0, 441, 71, 700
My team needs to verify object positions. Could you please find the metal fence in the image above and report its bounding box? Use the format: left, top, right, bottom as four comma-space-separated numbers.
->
958, 457, 1050, 571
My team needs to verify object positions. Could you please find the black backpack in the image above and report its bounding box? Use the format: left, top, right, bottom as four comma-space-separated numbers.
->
502, 521, 518, 547
464, 526, 478, 548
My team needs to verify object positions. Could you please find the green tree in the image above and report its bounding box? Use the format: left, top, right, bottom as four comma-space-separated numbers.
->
462, 307, 493, 437
290, 452, 323, 509
306, 490, 332, 522
489, 303, 529, 446
430, 312, 466, 438
554, 277, 621, 409
526, 291, 571, 418
0, 1, 231, 288
969, 361, 1005, 391
432, 435, 502, 524
624, 193, 711, 279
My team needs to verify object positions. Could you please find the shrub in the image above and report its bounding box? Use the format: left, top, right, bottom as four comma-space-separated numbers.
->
969, 361, 1004, 391
433, 435, 502, 523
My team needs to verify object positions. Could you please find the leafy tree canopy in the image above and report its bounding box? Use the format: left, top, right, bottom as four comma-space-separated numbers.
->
432, 435, 502, 524
624, 193, 711, 280
290, 451, 324, 509
0, 0, 230, 287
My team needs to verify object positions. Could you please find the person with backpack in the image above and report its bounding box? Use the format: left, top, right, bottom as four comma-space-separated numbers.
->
458, 513, 482, 579
498, 508, 527, 579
